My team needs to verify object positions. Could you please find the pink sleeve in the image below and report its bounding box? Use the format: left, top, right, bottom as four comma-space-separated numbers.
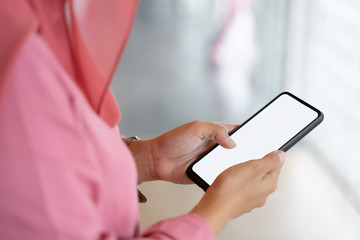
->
139, 214, 214, 240
101, 213, 214, 240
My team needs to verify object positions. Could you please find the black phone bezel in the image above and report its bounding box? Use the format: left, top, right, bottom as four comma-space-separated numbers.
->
186, 92, 324, 191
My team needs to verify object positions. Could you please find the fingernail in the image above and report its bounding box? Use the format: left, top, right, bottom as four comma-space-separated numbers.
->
228, 137, 237, 147
276, 151, 286, 164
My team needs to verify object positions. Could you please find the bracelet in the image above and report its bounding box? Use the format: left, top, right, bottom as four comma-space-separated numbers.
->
123, 136, 140, 146
122, 136, 147, 203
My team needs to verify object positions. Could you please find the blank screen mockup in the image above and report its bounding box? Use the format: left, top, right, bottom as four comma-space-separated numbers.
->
192, 93, 319, 186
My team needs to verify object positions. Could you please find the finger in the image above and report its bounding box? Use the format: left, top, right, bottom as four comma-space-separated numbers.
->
219, 123, 239, 134
260, 151, 286, 182
262, 165, 283, 195
200, 122, 237, 149
257, 150, 286, 174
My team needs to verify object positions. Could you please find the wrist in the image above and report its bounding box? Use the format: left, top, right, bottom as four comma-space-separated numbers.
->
127, 139, 157, 182
190, 190, 233, 237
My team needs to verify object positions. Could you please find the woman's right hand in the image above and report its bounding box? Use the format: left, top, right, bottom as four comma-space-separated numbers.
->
190, 150, 286, 237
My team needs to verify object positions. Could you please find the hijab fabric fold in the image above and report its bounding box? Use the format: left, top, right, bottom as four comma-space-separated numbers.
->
0, 0, 138, 127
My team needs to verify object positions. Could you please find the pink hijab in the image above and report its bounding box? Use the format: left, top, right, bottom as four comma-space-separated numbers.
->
0, 0, 138, 127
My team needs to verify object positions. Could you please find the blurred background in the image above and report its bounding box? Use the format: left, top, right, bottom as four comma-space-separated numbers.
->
112, 0, 360, 239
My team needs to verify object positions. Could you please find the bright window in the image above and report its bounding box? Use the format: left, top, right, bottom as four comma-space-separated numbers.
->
254, 0, 360, 208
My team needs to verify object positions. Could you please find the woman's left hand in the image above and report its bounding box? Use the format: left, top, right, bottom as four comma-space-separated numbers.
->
128, 121, 237, 184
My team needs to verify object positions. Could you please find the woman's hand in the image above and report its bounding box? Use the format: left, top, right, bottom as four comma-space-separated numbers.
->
128, 121, 237, 183
128, 121, 285, 237
191, 150, 286, 237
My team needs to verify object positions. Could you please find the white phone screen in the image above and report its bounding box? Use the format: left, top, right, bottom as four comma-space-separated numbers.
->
192, 93, 320, 186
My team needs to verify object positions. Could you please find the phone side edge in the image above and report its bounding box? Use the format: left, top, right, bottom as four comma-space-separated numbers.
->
280, 111, 324, 152
186, 164, 210, 191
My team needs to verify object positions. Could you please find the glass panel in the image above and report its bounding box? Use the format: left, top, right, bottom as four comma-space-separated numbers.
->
303, 0, 360, 204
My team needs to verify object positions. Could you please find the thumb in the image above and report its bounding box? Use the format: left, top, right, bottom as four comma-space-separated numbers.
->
258, 150, 286, 180
201, 122, 237, 149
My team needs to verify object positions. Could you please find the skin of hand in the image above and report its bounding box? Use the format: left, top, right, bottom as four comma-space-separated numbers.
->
127, 121, 238, 183
190, 150, 286, 237
128, 121, 286, 237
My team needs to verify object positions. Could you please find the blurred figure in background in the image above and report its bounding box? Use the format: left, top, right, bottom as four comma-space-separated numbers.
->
0, 0, 285, 239
212, 0, 256, 122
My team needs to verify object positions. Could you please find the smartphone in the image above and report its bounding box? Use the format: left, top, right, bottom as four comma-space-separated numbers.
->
186, 92, 324, 191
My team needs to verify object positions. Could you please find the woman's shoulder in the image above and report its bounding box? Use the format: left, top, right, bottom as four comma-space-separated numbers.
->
9, 32, 89, 115
0, 32, 94, 153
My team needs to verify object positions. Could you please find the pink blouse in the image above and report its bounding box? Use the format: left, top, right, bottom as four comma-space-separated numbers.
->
0, 33, 213, 240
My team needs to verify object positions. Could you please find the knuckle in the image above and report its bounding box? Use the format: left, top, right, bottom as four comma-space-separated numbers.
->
247, 159, 257, 166
249, 160, 263, 172
213, 122, 229, 133
189, 120, 202, 132
263, 153, 279, 165
191, 120, 202, 127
